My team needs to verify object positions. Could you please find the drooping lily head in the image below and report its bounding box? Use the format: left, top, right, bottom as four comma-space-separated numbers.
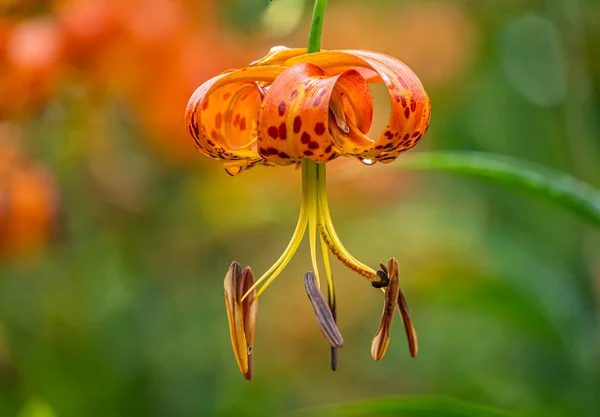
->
185, 46, 429, 379
185, 46, 430, 175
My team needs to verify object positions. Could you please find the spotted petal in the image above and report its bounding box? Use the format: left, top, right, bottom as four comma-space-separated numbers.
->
285, 50, 431, 163
185, 66, 285, 175
257, 63, 373, 164
185, 47, 430, 172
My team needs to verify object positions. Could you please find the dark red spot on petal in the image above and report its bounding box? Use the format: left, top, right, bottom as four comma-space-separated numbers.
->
404, 108, 410, 119
268, 126, 279, 139
410, 97, 417, 112
278, 122, 287, 139
202, 100, 209, 110
411, 131, 421, 138
324, 145, 332, 153
240, 117, 247, 131
266, 147, 279, 155
304, 150, 314, 156
290, 90, 298, 100
293, 116, 302, 134
308, 141, 320, 150
278, 101, 286, 117
211, 130, 218, 140
223, 92, 231, 100
314, 122, 326, 135
278, 152, 290, 159
215, 113, 222, 129
301, 132, 311, 144
400, 96, 407, 108
384, 130, 394, 139
233, 113, 240, 127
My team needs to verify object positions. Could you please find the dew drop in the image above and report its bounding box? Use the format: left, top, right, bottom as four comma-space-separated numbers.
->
361, 158, 375, 165
223, 161, 247, 176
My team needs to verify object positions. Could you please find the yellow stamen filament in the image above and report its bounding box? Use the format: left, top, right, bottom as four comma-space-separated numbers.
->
243, 160, 378, 302
320, 234, 333, 305
315, 163, 377, 280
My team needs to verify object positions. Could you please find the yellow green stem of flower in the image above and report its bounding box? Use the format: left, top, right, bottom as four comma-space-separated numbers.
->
307, 0, 328, 54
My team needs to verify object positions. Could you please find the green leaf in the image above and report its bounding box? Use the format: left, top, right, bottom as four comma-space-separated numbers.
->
296, 395, 521, 417
395, 152, 600, 228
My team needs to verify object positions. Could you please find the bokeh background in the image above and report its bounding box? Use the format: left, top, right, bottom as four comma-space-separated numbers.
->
1, 0, 599, 416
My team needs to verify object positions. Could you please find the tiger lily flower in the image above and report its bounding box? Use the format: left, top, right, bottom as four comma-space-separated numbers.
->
185, 46, 430, 379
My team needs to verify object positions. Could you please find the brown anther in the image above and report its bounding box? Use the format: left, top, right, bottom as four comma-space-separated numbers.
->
224, 261, 258, 380
370, 258, 418, 360
304, 272, 344, 349
398, 288, 418, 358
240, 266, 258, 379
371, 258, 400, 360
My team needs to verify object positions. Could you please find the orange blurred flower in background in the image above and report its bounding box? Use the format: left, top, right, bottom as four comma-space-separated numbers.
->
1, 0, 254, 165
0, 17, 64, 119
0, 125, 61, 258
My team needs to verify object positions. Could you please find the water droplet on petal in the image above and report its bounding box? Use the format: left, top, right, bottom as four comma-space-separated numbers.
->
361, 158, 375, 165
223, 161, 246, 176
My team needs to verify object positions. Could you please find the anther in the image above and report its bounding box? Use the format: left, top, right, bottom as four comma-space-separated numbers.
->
304, 272, 344, 349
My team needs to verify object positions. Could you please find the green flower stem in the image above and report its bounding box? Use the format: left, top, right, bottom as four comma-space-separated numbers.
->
307, 0, 328, 53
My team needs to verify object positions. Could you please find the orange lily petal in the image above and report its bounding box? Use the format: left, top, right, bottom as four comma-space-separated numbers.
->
249, 46, 307, 67
185, 66, 285, 174
185, 47, 430, 171
257, 63, 372, 164
286, 50, 431, 162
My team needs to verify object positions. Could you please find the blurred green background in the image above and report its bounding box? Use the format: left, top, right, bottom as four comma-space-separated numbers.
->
1, 0, 599, 416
